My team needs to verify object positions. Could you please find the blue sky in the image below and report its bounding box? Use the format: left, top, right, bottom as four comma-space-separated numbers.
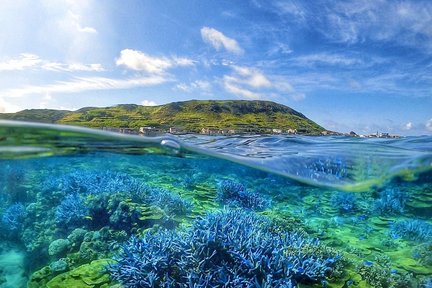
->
0, 0, 431, 135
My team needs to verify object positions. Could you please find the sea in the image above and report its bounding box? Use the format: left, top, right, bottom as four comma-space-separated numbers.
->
0, 120, 431, 288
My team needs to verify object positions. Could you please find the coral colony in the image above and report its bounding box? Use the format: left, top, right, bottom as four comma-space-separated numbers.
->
108, 209, 340, 288
216, 180, 271, 211
0, 157, 431, 287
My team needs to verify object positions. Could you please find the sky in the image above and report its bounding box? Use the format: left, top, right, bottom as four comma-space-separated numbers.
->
0, 0, 431, 135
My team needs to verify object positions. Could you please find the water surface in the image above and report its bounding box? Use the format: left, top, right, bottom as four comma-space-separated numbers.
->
0, 121, 431, 287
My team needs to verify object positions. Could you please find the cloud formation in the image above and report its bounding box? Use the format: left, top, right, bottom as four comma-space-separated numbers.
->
5, 75, 168, 98
200, 27, 243, 54
223, 65, 303, 101
291, 53, 364, 66
67, 10, 97, 34
176, 80, 212, 94
271, 1, 432, 52
0, 54, 42, 71
116, 49, 194, 74
141, 100, 157, 106
0, 54, 104, 72
404, 122, 413, 130
426, 119, 432, 131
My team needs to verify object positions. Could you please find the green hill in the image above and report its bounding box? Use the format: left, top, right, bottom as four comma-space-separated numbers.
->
0, 100, 325, 134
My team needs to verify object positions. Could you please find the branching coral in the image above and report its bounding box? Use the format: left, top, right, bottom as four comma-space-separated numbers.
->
48, 170, 192, 233
144, 187, 193, 216
412, 242, 432, 265
216, 180, 271, 211
1, 202, 27, 231
389, 219, 432, 242
55, 194, 88, 228
356, 259, 414, 288
44, 171, 146, 196
373, 187, 408, 216
330, 192, 357, 213
109, 209, 341, 287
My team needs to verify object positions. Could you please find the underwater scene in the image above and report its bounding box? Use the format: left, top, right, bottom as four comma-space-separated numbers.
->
0, 121, 432, 288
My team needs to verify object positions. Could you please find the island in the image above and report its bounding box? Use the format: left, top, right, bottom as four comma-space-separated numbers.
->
0, 100, 329, 135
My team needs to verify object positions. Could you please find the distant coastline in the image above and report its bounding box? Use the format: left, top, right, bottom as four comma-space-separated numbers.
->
0, 100, 327, 135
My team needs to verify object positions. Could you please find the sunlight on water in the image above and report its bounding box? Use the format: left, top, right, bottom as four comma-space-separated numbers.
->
0, 120, 431, 287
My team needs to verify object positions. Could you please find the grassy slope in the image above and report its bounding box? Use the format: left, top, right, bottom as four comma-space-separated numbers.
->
0, 109, 71, 123
0, 100, 325, 134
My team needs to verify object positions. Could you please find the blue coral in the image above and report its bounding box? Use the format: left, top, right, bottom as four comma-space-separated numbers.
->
145, 187, 192, 216
216, 180, 271, 211
1, 202, 27, 231
44, 171, 147, 195
389, 219, 432, 242
373, 187, 408, 216
109, 209, 340, 287
55, 193, 88, 228
330, 192, 357, 213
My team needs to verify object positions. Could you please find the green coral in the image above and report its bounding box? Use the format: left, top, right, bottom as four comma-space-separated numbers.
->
46, 259, 113, 288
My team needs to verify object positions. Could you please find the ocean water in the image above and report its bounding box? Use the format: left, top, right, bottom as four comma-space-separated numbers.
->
0, 120, 431, 288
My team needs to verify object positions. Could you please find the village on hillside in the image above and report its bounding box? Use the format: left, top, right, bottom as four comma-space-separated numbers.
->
101, 126, 401, 138
102, 126, 301, 136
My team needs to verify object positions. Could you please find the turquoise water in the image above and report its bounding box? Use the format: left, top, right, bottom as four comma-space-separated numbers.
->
0, 120, 431, 287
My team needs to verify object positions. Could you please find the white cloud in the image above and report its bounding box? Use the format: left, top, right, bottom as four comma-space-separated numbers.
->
223, 65, 304, 101
200, 27, 243, 54
0, 53, 104, 72
141, 100, 157, 106
67, 10, 97, 34
230, 66, 272, 88
4, 75, 168, 98
116, 49, 194, 74
426, 119, 432, 131
322, 1, 432, 50
175, 80, 212, 93
404, 122, 413, 130
292, 53, 363, 66
273, 0, 306, 21
42, 62, 104, 72
223, 66, 267, 99
0, 54, 42, 71
224, 81, 262, 99
267, 42, 293, 55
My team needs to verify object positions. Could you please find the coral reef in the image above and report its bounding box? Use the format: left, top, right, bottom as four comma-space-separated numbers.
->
1, 203, 27, 232
48, 239, 70, 257
216, 180, 271, 211
330, 192, 357, 213
413, 242, 432, 266
356, 258, 415, 288
109, 209, 341, 287
144, 187, 193, 216
55, 194, 88, 229
46, 259, 112, 288
390, 219, 432, 242
44, 171, 146, 196
373, 187, 408, 216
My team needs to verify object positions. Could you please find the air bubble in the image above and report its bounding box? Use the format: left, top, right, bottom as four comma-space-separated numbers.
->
160, 139, 181, 154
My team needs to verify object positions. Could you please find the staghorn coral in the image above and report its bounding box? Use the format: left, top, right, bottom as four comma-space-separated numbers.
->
55, 193, 88, 229
216, 179, 271, 211
144, 187, 192, 216
330, 192, 357, 213
389, 219, 432, 242
1, 202, 27, 231
109, 209, 341, 287
43, 171, 147, 196
373, 187, 408, 216
413, 242, 432, 266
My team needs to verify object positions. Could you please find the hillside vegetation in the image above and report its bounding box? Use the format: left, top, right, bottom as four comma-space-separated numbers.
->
0, 100, 325, 134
